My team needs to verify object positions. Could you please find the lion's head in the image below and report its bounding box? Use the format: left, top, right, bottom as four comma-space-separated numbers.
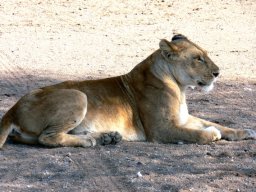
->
159, 34, 219, 92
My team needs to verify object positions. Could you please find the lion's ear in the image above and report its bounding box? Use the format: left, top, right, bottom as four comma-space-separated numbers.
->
159, 39, 179, 59
171, 34, 187, 41
159, 39, 179, 52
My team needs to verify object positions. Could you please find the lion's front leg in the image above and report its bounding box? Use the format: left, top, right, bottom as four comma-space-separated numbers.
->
138, 94, 226, 144
140, 110, 255, 144
144, 123, 222, 144
140, 111, 224, 144
187, 115, 256, 141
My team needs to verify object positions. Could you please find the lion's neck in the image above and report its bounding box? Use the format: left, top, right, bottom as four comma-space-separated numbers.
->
127, 50, 188, 101
125, 50, 189, 125
151, 54, 189, 125
150, 51, 189, 96
143, 51, 188, 105
150, 51, 178, 86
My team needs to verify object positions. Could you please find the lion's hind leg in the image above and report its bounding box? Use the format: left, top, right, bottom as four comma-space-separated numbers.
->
38, 124, 97, 148
39, 131, 123, 147
9, 129, 38, 145
39, 132, 96, 147
38, 119, 122, 147
33, 89, 93, 147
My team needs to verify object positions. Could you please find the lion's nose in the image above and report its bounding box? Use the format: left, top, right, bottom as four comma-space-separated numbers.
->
212, 72, 219, 77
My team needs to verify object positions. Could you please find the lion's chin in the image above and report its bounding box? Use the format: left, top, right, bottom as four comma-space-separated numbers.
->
188, 83, 214, 93
201, 83, 214, 93
195, 80, 215, 93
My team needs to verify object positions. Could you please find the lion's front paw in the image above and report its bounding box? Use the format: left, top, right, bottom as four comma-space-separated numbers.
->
205, 126, 222, 141
100, 132, 122, 145
243, 129, 256, 140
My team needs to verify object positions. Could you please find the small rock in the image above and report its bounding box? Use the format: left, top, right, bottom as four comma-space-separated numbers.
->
177, 141, 184, 145
137, 171, 143, 177
217, 151, 232, 158
244, 87, 252, 91
66, 153, 71, 157
136, 161, 143, 166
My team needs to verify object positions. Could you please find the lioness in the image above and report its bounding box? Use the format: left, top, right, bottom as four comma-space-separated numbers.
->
0, 34, 255, 148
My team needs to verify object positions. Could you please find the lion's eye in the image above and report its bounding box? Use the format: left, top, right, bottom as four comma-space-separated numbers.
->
194, 56, 205, 63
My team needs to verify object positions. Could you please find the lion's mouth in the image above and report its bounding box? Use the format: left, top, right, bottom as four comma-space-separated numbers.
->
196, 80, 214, 92
197, 81, 207, 87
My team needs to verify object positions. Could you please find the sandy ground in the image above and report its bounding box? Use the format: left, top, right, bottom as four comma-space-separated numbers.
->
0, 0, 255, 191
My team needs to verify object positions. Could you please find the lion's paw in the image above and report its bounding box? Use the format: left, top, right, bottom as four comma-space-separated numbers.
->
244, 129, 256, 140
79, 135, 97, 147
100, 132, 122, 145
205, 126, 221, 141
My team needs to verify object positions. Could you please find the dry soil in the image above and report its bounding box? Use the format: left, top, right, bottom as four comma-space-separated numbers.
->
0, 0, 255, 191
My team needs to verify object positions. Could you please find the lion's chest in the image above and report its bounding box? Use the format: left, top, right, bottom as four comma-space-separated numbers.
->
179, 103, 189, 125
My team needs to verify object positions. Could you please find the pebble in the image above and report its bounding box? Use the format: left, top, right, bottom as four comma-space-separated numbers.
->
137, 171, 143, 177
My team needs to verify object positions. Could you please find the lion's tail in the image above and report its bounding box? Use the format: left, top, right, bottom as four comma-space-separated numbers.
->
0, 109, 14, 148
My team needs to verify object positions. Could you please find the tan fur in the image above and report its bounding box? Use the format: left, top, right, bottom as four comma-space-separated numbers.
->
0, 34, 255, 148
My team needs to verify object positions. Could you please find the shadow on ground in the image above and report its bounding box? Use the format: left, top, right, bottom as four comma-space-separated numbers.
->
0, 74, 255, 191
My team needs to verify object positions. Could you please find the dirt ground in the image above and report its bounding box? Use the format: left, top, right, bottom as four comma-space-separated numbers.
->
0, 0, 255, 191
